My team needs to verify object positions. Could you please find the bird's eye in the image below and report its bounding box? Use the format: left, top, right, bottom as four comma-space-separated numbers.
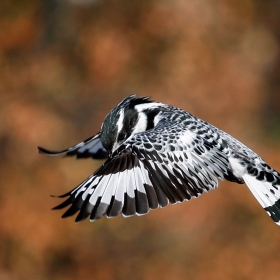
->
117, 132, 126, 142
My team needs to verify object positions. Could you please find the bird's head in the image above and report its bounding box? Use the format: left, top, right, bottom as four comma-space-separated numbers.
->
100, 95, 166, 156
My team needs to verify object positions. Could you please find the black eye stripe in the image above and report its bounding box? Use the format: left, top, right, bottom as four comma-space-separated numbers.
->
124, 109, 138, 126
117, 131, 126, 142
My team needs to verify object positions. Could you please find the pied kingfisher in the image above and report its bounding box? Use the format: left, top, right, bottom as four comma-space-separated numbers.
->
38, 95, 280, 225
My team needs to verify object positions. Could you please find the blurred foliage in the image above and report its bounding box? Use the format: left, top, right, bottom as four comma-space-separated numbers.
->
0, 0, 280, 279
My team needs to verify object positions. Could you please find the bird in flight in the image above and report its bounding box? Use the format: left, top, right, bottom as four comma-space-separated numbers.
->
38, 95, 280, 225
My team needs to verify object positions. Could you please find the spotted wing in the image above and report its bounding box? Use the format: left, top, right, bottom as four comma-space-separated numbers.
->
38, 132, 108, 160
52, 121, 230, 222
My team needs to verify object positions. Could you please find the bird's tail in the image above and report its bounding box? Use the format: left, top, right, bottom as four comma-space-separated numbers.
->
243, 170, 280, 225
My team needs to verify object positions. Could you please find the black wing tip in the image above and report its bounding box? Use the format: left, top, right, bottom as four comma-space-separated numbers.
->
37, 146, 67, 156
265, 200, 280, 226
37, 146, 49, 154
50, 191, 72, 198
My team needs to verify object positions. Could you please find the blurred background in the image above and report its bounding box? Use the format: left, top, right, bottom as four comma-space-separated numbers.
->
1, 0, 280, 279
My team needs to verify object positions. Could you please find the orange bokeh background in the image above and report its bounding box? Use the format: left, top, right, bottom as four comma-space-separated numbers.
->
0, 1, 280, 279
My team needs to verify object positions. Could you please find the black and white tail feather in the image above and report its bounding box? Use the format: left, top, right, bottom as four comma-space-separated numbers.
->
38, 95, 280, 225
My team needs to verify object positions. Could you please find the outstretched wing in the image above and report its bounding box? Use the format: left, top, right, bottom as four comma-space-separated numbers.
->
52, 120, 230, 222
38, 132, 108, 160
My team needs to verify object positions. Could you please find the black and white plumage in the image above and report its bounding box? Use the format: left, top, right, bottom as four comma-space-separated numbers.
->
38, 95, 280, 225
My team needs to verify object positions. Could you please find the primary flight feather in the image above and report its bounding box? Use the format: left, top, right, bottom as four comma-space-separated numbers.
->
38, 95, 280, 225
